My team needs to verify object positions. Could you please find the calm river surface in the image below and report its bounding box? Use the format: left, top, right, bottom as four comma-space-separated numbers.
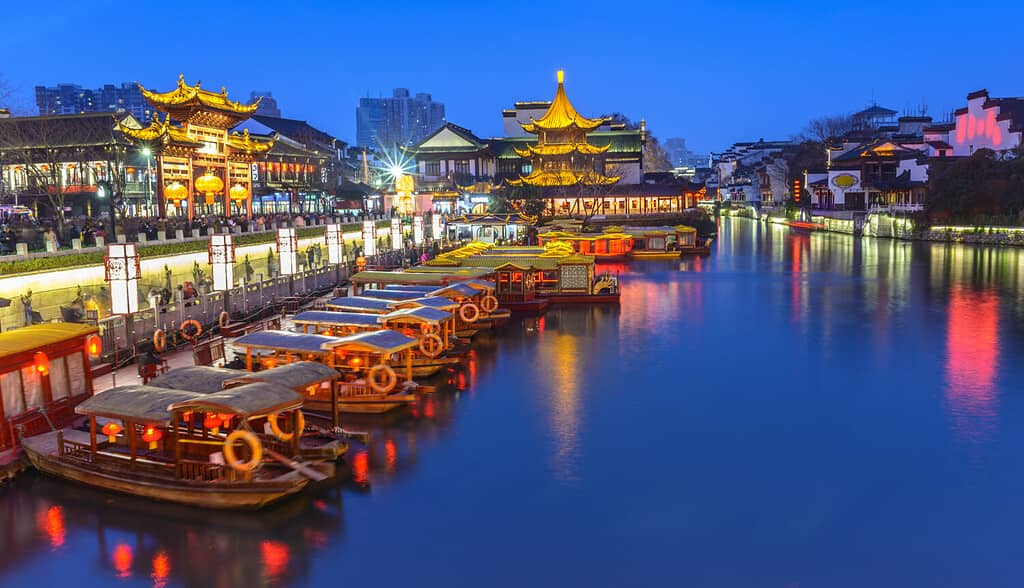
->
3, 216, 1024, 587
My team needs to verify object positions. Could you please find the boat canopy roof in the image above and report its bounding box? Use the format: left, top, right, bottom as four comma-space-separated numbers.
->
349, 271, 450, 285
462, 279, 496, 292
384, 285, 438, 293
403, 266, 494, 278
324, 297, 391, 313
380, 307, 451, 325
293, 310, 380, 328
0, 323, 98, 360
148, 366, 245, 394
223, 361, 337, 391
76, 385, 202, 423
232, 330, 338, 354
320, 330, 418, 354
168, 382, 302, 418
388, 297, 460, 311
358, 289, 422, 301
431, 283, 479, 298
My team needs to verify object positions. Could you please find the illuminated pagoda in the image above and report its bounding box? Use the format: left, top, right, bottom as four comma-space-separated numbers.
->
119, 75, 273, 218
507, 71, 619, 188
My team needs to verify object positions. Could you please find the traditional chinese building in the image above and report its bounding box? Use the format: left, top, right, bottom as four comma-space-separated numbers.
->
119, 75, 273, 219
506, 70, 618, 189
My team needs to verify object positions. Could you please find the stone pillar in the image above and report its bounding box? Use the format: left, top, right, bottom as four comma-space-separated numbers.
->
137, 233, 147, 243
45, 240, 56, 253
95, 236, 105, 248
15, 243, 28, 256
175, 229, 184, 240
116, 234, 126, 243
72, 238, 82, 250
157, 230, 166, 241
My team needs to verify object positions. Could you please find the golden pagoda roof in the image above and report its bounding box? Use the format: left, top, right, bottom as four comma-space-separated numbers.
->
117, 114, 202, 148
521, 71, 610, 134
139, 74, 261, 116
512, 142, 610, 158
506, 169, 620, 187
227, 129, 274, 154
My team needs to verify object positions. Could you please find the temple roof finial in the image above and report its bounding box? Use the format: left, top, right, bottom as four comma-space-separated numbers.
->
557, 70, 564, 84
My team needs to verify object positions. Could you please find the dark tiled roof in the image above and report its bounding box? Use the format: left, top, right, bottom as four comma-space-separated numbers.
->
0, 111, 130, 150
251, 115, 341, 151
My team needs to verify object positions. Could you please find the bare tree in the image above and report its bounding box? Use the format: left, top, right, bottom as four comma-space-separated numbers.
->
644, 135, 673, 172
805, 113, 858, 143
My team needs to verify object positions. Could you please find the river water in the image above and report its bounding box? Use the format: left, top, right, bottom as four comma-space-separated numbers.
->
2, 216, 1024, 587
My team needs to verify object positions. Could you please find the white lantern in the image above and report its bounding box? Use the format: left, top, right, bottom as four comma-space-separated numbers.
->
277, 228, 298, 275
325, 224, 344, 265
391, 217, 402, 251
362, 220, 377, 257
104, 243, 140, 314
209, 234, 235, 291
413, 215, 424, 245
431, 213, 443, 240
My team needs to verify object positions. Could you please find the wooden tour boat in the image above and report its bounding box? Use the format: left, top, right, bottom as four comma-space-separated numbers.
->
22, 383, 332, 510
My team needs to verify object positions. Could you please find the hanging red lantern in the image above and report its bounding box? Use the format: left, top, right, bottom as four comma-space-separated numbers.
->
101, 422, 122, 443
203, 413, 221, 434
85, 334, 102, 359
141, 426, 163, 450
33, 351, 50, 376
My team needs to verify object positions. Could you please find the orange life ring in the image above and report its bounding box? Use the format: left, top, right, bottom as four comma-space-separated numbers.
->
223, 429, 262, 472
480, 294, 499, 313
419, 334, 444, 358
218, 311, 230, 329
268, 411, 305, 442
180, 319, 202, 341
459, 303, 480, 324
152, 329, 167, 353
367, 364, 397, 394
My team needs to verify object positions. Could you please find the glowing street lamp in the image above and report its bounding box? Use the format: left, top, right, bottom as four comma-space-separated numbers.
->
325, 224, 344, 265
390, 218, 402, 251
413, 215, 424, 246
277, 228, 298, 276
362, 220, 377, 257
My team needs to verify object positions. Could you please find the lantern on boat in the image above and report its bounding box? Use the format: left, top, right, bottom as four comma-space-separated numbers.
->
142, 426, 162, 450
102, 422, 122, 443
219, 413, 233, 428
33, 351, 50, 376
348, 356, 361, 369
204, 413, 221, 434
86, 334, 102, 359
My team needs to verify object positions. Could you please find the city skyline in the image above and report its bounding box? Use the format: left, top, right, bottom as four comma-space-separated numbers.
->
1, 0, 1022, 154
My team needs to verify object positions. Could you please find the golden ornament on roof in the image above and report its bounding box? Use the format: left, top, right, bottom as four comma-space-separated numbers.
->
195, 171, 224, 196
520, 71, 610, 133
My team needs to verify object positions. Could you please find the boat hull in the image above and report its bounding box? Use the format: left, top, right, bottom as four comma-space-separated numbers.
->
305, 393, 417, 415
23, 433, 311, 510
629, 251, 681, 260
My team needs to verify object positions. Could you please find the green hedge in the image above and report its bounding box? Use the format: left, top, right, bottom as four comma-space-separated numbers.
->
0, 221, 381, 277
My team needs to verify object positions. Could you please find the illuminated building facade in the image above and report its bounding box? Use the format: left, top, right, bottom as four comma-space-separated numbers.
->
924, 89, 1023, 157
119, 75, 274, 219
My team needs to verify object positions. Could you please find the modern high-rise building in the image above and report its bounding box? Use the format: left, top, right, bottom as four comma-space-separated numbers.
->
35, 83, 152, 121
356, 88, 445, 149
251, 91, 281, 117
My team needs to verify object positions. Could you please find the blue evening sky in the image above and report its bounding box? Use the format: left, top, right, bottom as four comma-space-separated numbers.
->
2, 0, 1021, 153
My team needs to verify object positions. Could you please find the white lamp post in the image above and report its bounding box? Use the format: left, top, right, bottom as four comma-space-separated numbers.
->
391, 217, 402, 251
362, 220, 376, 257
431, 213, 443, 243
105, 243, 140, 315
209, 234, 235, 291
413, 215, 424, 246
325, 223, 344, 285
277, 227, 298, 276
104, 243, 140, 387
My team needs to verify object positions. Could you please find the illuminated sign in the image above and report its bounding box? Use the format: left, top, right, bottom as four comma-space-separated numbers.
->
955, 109, 1002, 147
792, 179, 802, 203
832, 174, 858, 189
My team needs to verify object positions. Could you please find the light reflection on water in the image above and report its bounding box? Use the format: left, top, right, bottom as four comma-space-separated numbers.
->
2, 217, 1024, 586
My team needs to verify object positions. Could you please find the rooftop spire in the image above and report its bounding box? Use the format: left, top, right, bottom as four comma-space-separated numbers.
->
557, 70, 564, 84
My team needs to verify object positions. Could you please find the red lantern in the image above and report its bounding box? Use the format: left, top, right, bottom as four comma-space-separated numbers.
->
86, 334, 102, 359
203, 413, 221, 434
101, 422, 122, 443
348, 356, 362, 368
142, 426, 162, 450
33, 351, 50, 376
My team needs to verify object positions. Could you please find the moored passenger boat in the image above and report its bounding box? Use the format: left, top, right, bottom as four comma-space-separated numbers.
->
21, 383, 330, 510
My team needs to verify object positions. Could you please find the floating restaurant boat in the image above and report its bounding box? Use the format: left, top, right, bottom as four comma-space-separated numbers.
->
420, 242, 621, 311
539, 225, 711, 259
0, 323, 101, 455
231, 330, 421, 415
22, 383, 331, 510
